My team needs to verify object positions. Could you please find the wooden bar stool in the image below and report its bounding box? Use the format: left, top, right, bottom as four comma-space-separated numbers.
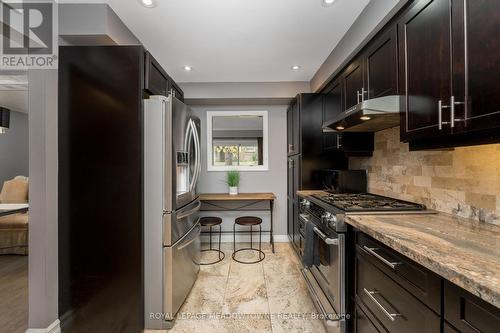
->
232, 216, 265, 264
200, 217, 225, 265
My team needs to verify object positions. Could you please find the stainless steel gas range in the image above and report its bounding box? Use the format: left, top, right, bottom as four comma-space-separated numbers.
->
300, 191, 434, 333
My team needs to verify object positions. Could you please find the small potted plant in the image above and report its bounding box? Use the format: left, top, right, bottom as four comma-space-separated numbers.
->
226, 170, 240, 195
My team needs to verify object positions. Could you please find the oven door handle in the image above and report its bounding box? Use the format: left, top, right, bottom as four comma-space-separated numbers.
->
313, 227, 339, 246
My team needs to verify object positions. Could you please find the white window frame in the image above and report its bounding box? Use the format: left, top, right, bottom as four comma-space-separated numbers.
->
206, 110, 269, 172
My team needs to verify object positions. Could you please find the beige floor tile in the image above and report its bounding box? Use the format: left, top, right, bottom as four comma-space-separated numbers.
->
218, 318, 272, 333
270, 316, 327, 333
168, 318, 219, 333
179, 275, 226, 315
222, 275, 270, 314
199, 251, 230, 278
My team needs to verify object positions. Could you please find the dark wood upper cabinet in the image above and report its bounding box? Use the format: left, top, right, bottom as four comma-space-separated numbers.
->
451, 0, 500, 133
144, 51, 184, 101
365, 25, 398, 99
144, 52, 168, 96
287, 98, 300, 156
343, 55, 365, 110
398, 0, 453, 142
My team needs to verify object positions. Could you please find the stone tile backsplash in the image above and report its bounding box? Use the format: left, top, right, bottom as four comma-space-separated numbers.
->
349, 127, 500, 225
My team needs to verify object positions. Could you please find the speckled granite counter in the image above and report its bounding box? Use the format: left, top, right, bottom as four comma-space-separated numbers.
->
345, 213, 500, 308
297, 190, 327, 198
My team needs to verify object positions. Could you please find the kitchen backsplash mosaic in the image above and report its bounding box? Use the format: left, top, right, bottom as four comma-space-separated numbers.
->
349, 127, 500, 225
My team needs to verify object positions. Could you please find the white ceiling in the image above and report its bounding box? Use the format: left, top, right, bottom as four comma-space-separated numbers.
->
101, 0, 370, 83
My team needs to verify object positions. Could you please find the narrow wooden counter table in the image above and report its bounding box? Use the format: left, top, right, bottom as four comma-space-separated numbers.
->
199, 193, 276, 253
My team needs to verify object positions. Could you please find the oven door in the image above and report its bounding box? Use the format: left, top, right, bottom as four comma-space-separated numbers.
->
301, 221, 346, 332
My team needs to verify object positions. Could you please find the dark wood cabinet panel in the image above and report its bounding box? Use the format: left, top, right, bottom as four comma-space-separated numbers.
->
399, 0, 453, 141
323, 78, 344, 152
287, 99, 300, 156
444, 281, 500, 333
145, 51, 184, 101
354, 304, 382, 333
355, 251, 441, 333
343, 56, 365, 110
356, 232, 441, 313
144, 51, 168, 96
322, 80, 374, 155
365, 25, 398, 99
451, 0, 500, 133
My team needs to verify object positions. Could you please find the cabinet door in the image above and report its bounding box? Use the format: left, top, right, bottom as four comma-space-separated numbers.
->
287, 105, 294, 155
365, 25, 398, 99
444, 281, 500, 333
323, 79, 343, 152
355, 305, 381, 333
399, 0, 453, 141
343, 55, 365, 110
452, 0, 500, 133
168, 81, 184, 102
287, 99, 300, 156
144, 52, 168, 96
287, 197, 294, 242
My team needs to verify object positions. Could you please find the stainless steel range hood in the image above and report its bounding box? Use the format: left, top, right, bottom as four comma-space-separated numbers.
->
322, 95, 404, 132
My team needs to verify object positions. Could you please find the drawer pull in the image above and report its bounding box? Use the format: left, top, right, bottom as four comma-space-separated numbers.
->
363, 246, 402, 269
363, 288, 401, 322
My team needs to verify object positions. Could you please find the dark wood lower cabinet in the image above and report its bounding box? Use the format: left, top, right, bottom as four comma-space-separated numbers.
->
354, 304, 382, 333
353, 230, 500, 333
355, 251, 440, 333
444, 281, 500, 333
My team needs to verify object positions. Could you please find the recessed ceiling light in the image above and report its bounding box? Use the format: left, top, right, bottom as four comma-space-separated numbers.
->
291, 65, 301, 70
140, 0, 156, 8
183, 65, 193, 71
360, 116, 371, 121
336, 126, 345, 131
322, 0, 336, 7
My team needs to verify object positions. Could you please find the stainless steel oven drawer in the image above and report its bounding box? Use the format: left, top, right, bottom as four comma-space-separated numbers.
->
163, 222, 200, 318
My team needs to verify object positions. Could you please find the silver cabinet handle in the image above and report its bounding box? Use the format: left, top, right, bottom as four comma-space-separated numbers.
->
362, 246, 401, 269
313, 227, 338, 245
450, 95, 465, 128
363, 288, 401, 322
438, 99, 450, 130
439, 96, 465, 129
357, 90, 361, 104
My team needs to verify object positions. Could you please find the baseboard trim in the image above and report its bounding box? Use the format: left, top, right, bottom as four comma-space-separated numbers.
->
201, 234, 289, 243
26, 319, 61, 333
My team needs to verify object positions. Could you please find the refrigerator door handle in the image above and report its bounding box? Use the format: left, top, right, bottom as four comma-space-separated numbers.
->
177, 222, 201, 250
190, 119, 201, 191
177, 201, 201, 220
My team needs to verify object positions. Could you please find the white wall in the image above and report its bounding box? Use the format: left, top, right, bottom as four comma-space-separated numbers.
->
191, 105, 288, 240
0, 110, 28, 185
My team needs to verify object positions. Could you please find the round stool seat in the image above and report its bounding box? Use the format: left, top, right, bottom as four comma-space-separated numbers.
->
235, 216, 262, 226
200, 216, 223, 227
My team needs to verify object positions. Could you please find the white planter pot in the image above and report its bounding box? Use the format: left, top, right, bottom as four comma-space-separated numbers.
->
229, 186, 238, 195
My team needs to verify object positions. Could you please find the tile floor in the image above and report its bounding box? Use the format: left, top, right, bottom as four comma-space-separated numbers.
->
169, 242, 326, 333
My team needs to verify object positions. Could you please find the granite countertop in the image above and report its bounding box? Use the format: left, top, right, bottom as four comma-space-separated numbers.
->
297, 190, 327, 197
345, 213, 500, 308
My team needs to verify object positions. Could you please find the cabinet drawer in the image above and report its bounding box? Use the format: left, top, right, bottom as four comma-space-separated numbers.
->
356, 252, 440, 333
356, 232, 441, 313
355, 303, 383, 333
444, 280, 500, 333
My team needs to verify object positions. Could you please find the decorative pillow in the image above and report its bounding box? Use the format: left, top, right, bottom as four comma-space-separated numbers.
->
0, 179, 29, 203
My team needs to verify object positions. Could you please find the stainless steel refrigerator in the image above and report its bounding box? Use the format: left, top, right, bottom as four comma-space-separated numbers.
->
143, 95, 202, 329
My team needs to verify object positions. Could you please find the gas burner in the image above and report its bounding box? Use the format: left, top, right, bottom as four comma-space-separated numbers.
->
312, 192, 426, 212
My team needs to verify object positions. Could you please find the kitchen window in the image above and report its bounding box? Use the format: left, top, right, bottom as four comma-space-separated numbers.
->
207, 111, 269, 171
